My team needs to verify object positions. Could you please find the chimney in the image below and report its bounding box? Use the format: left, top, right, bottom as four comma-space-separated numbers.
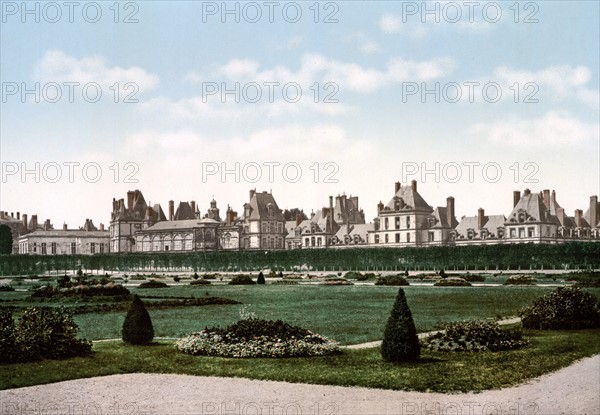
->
377, 201, 384, 213
523, 188, 531, 196
590, 196, 598, 227
552, 190, 557, 204
17, 212, 20, 220
127, 191, 135, 211
63, 223, 68, 231
395, 182, 401, 193
146, 206, 153, 220
351, 196, 359, 209
32, 215, 38, 230
513, 190, 521, 207
169, 200, 174, 221
557, 207, 565, 225
295, 213, 302, 226
446, 197, 455, 227
574, 209, 583, 227
543, 190, 550, 209
112, 198, 117, 212
0, 212, 4, 220
22, 214, 28, 230
249, 189, 256, 200
99, 223, 105, 231
227, 209, 236, 225
10, 212, 13, 218
411, 180, 417, 192
44, 219, 50, 231
191, 200, 196, 215
119, 199, 125, 210
478, 208, 485, 230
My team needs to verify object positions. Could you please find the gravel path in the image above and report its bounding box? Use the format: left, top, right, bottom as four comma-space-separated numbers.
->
2, 354, 597, 415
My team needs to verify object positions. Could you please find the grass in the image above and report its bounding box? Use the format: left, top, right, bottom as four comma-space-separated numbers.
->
3, 285, 598, 345
1, 328, 598, 392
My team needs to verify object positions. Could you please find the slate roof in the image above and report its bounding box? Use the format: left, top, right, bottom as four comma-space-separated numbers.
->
455, 214, 507, 238
140, 218, 220, 232
430, 207, 458, 229
384, 184, 432, 212
246, 191, 285, 221
506, 191, 553, 224
174, 202, 196, 220
19, 230, 109, 238
334, 223, 374, 244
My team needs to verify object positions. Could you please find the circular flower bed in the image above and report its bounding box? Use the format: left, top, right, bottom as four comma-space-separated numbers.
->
176, 318, 340, 358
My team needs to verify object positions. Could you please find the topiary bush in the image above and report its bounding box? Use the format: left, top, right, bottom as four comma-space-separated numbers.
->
122, 295, 154, 345
229, 275, 256, 285
257, 272, 266, 285
422, 320, 528, 352
434, 278, 471, 287
519, 287, 600, 330
381, 287, 420, 362
375, 275, 410, 286
15, 307, 92, 361
190, 279, 210, 285
138, 280, 168, 289
0, 308, 20, 363
505, 275, 536, 285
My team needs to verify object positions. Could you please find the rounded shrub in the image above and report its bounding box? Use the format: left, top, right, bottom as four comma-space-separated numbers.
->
257, 272, 266, 285
381, 287, 420, 362
229, 275, 256, 285
519, 286, 600, 330
16, 307, 92, 361
375, 275, 409, 286
122, 295, 154, 345
0, 308, 20, 363
504, 275, 536, 285
138, 280, 168, 289
434, 278, 471, 287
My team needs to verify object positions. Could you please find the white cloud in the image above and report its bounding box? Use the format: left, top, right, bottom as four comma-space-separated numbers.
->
33, 50, 159, 93
468, 111, 599, 148
378, 13, 428, 38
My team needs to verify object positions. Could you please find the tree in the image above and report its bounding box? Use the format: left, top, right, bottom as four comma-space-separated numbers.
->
282, 208, 308, 221
122, 295, 154, 345
381, 287, 420, 362
0, 225, 13, 255
257, 271, 265, 284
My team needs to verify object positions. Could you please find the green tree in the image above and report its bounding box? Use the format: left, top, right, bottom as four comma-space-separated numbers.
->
0, 225, 13, 255
122, 295, 154, 345
381, 287, 420, 362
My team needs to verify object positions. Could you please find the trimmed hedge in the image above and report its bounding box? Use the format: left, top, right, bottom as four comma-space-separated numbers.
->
122, 295, 154, 345
381, 288, 420, 362
138, 280, 169, 289
434, 278, 472, 287
1, 242, 598, 275
229, 275, 256, 285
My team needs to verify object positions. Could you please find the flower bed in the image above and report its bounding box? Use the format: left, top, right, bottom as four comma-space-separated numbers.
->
176, 318, 340, 358
504, 275, 537, 285
31, 283, 130, 298
422, 320, 528, 352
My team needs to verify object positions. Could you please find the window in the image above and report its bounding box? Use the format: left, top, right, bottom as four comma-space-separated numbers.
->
395, 217, 400, 229
311, 236, 315, 247
406, 233, 411, 243
33, 242, 37, 253
428, 232, 434, 242
41, 243, 47, 255
384, 218, 389, 230
71, 242, 76, 254
90, 242, 96, 254
519, 228, 525, 238
100, 243, 104, 253
374, 235, 380, 243
546, 226, 551, 236
395, 233, 400, 243
528, 227, 535, 237
51, 242, 57, 254
305, 238, 310, 246
384, 234, 389, 243
317, 238, 322, 247
406, 217, 411, 228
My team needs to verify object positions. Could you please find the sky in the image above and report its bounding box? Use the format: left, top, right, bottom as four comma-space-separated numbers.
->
1, 0, 599, 228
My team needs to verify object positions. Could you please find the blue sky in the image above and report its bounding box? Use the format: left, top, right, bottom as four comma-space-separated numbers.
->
1, 1, 599, 227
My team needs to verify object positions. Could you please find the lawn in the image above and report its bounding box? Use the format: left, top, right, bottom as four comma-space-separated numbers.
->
72, 285, 569, 344
1, 328, 598, 392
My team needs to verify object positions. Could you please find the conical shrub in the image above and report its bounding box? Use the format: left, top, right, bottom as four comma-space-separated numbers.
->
381, 287, 420, 362
257, 272, 266, 284
122, 295, 154, 345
